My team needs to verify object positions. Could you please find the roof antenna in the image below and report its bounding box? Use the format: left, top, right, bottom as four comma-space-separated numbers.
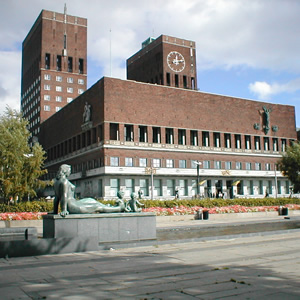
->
110, 28, 112, 77
64, 3, 67, 23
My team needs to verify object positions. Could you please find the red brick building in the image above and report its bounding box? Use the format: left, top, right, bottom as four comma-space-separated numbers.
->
21, 7, 87, 137
39, 75, 296, 199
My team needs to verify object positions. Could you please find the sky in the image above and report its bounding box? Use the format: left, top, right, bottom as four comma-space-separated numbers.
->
1, 0, 300, 127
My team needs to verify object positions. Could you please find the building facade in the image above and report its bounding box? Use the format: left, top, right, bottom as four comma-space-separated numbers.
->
21, 8, 87, 137
39, 76, 296, 200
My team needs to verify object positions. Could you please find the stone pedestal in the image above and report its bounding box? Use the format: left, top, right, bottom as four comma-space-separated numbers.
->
43, 213, 156, 244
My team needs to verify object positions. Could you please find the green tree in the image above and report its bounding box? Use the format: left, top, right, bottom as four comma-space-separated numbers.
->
278, 142, 300, 193
0, 107, 48, 202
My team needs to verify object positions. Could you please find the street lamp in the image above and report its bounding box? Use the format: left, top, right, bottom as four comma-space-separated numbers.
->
194, 161, 202, 197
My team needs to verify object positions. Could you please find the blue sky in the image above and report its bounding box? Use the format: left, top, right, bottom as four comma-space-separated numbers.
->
1, 0, 300, 127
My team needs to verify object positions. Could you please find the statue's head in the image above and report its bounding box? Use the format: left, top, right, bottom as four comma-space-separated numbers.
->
56, 164, 71, 179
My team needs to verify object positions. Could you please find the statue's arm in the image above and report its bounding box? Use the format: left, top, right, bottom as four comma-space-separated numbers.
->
59, 179, 69, 217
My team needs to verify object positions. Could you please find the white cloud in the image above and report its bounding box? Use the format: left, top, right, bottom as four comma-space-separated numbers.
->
0, 51, 21, 113
249, 78, 300, 100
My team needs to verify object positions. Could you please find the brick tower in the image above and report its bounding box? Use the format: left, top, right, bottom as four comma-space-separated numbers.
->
127, 35, 197, 90
21, 6, 87, 137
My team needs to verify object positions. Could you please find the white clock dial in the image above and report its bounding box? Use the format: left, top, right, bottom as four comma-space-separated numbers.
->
167, 51, 185, 72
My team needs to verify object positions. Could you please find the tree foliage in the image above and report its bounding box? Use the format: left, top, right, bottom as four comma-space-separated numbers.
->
0, 107, 48, 202
278, 142, 300, 193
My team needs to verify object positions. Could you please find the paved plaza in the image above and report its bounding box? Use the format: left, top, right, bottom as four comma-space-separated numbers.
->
1, 229, 300, 299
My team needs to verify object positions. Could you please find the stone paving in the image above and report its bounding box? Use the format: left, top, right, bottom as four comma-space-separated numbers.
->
1, 229, 300, 299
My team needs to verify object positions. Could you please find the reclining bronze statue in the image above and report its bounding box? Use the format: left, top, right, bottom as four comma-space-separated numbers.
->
53, 164, 125, 217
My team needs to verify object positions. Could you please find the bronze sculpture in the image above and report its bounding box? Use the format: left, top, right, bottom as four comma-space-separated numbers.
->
53, 164, 125, 216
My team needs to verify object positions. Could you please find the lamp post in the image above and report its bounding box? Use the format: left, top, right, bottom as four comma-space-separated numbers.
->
194, 161, 202, 197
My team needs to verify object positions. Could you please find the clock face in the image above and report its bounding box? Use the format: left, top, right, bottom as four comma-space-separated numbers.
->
167, 51, 185, 72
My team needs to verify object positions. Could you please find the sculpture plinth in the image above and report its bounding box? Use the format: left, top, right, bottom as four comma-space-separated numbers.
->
43, 213, 156, 245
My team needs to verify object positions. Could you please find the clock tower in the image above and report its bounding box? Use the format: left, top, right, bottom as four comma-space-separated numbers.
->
126, 35, 197, 90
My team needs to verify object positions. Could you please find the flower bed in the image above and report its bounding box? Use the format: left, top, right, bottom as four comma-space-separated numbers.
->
0, 212, 47, 221
142, 204, 300, 216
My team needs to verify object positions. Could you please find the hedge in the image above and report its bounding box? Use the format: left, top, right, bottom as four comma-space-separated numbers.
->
0, 197, 300, 213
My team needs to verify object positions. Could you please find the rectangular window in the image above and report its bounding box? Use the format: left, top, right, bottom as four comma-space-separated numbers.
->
166, 73, 170, 86
175, 74, 179, 87
56, 96, 62, 102
67, 87, 73, 93
110, 123, 119, 140
214, 161, 221, 169
268, 180, 272, 195
203, 160, 210, 169
255, 162, 261, 170
45, 53, 50, 69
166, 159, 174, 168
125, 157, 133, 167
44, 74, 51, 80
167, 179, 175, 196
44, 85, 50, 90
124, 124, 134, 141
190, 130, 198, 146
281, 139, 287, 152
273, 138, 278, 151
202, 131, 210, 146
224, 133, 231, 148
278, 180, 282, 194
110, 178, 120, 197
56, 86, 62, 92
259, 180, 263, 195
44, 105, 50, 111
56, 76, 62, 82
56, 55, 62, 71
245, 135, 251, 150
255, 136, 261, 150
67, 97, 73, 103
79, 58, 84, 74
183, 75, 187, 88
152, 127, 161, 143
265, 163, 271, 171
178, 159, 185, 168
67, 77, 73, 83
78, 89, 84, 94
55, 107, 61, 112
286, 181, 290, 194
44, 95, 50, 101
264, 137, 270, 151
166, 128, 174, 144
154, 179, 162, 196
139, 126, 147, 142
139, 158, 147, 167
78, 78, 84, 85
213, 132, 221, 147
191, 160, 198, 169
110, 157, 119, 167
249, 180, 254, 195
68, 57, 73, 72
178, 129, 186, 145
225, 161, 232, 169
246, 162, 252, 170
235, 134, 241, 149
152, 158, 161, 168
125, 179, 134, 196
179, 179, 188, 196
140, 179, 149, 196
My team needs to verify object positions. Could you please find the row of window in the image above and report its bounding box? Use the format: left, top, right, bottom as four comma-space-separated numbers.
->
107, 178, 290, 198
110, 123, 291, 152
109, 157, 274, 171
43, 84, 84, 94
44, 74, 85, 84
22, 77, 40, 101
45, 53, 84, 74
44, 95, 73, 103
44, 105, 61, 112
